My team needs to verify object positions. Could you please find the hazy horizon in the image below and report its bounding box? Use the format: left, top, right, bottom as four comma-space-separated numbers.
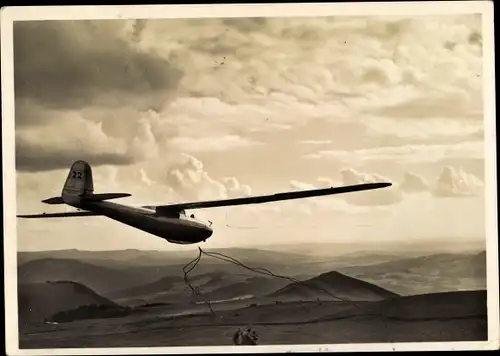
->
16, 235, 486, 254
15, 15, 486, 252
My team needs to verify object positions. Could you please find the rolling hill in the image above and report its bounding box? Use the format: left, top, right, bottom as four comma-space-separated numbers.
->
17, 258, 147, 294
18, 288, 487, 348
268, 270, 399, 302
108, 270, 290, 306
205, 275, 290, 301
17, 258, 191, 294
18, 281, 119, 326
337, 251, 487, 295
107, 275, 186, 300
315, 289, 487, 322
16, 249, 487, 306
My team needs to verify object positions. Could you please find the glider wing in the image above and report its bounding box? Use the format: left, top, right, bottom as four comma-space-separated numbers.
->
146, 182, 392, 214
17, 211, 102, 219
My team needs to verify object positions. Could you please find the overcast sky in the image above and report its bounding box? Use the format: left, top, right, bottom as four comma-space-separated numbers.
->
14, 15, 486, 251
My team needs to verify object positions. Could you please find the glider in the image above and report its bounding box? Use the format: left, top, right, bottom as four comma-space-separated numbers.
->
17, 160, 392, 245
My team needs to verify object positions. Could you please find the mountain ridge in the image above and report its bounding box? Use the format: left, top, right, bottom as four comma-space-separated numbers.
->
18, 281, 119, 326
269, 270, 399, 302
17, 249, 486, 303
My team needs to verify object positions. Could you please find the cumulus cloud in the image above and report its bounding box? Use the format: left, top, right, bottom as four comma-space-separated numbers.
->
14, 21, 185, 172
161, 154, 252, 202
180, 14, 483, 149
287, 168, 401, 208
289, 166, 483, 205
315, 176, 343, 188
140, 15, 482, 110
433, 166, 484, 197
15, 108, 170, 172
15, 115, 133, 172
126, 116, 160, 160
336, 166, 483, 200
14, 21, 182, 111
399, 171, 430, 193
284, 178, 362, 215
289, 180, 316, 191
339, 168, 403, 206
14, 16, 485, 174
222, 177, 252, 198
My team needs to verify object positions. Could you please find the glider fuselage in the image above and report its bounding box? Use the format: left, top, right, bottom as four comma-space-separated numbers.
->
73, 199, 213, 244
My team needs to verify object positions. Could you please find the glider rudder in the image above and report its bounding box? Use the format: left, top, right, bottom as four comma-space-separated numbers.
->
62, 160, 94, 202
60, 160, 131, 205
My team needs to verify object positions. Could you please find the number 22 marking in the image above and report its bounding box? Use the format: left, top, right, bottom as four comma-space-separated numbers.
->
72, 171, 83, 179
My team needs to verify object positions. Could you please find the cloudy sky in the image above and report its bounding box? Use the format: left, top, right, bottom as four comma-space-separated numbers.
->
14, 14, 487, 251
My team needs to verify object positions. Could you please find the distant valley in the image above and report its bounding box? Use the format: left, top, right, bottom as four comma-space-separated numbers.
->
16, 245, 488, 347
18, 246, 487, 301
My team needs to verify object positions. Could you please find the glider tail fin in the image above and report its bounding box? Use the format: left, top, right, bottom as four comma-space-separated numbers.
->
57, 160, 131, 205
19, 160, 132, 218
61, 160, 94, 205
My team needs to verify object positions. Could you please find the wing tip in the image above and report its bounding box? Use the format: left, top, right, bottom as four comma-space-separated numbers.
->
17, 213, 47, 218
377, 182, 392, 188
333, 182, 392, 190
356, 182, 392, 188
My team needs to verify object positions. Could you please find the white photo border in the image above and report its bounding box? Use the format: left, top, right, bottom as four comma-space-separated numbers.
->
2, 2, 497, 354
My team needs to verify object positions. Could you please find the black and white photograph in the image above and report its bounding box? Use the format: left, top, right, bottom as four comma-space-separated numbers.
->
2, 2, 498, 354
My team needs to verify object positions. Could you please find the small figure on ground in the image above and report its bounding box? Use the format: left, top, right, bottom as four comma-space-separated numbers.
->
244, 328, 259, 345
232, 327, 259, 345
232, 328, 243, 345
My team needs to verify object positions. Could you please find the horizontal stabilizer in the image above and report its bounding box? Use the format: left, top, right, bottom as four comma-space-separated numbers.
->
41, 197, 65, 205
17, 211, 102, 219
82, 193, 132, 202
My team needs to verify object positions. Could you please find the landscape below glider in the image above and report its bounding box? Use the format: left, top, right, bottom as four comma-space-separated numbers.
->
17, 160, 392, 245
